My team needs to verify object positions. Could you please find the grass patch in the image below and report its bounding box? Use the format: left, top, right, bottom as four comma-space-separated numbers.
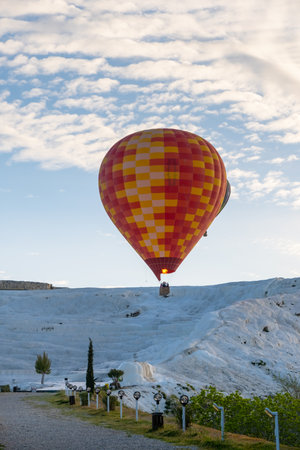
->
27, 391, 300, 449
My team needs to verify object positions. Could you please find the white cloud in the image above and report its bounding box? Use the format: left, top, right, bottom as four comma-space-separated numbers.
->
0, 1, 77, 17
278, 131, 300, 144
268, 155, 299, 164
63, 77, 119, 95
247, 112, 300, 134
275, 184, 300, 209
12, 56, 108, 76
22, 88, 49, 98
227, 168, 258, 180
255, 238, 300, 257
0, 96, 119, 169
227, 168, 300, 208
0, 0, 299, 209
55, 96, 117, 112
0, 39, 24, 54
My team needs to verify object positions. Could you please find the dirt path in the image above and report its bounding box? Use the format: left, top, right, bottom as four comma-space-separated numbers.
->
0, 393, 192, 450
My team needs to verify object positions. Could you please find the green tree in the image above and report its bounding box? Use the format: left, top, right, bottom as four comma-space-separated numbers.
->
108, 368, 124, 389
35, 351, 51, 384
86, 338, 95, 393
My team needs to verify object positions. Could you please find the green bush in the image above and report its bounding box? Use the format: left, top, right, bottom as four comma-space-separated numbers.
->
101, 393, 119, 410
79, 391, 88, 406
0, 384, 10, 392
164, 394, 193, 428
190, 386, 300, 446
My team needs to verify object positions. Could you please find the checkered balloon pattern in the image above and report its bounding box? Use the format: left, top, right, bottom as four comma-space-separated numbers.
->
99, 128, 228, 280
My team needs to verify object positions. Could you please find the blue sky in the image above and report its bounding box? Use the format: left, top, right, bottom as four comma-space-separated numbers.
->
1, 1, 299, 287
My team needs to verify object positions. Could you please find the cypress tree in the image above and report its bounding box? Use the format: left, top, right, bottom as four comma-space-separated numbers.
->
86, 338, 95, 393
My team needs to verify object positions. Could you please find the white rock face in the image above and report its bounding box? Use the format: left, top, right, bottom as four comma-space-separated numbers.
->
0, 277, 299, 411
117, 361, 155, 387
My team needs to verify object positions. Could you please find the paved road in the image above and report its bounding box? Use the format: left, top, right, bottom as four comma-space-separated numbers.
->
0, 393, 196, 449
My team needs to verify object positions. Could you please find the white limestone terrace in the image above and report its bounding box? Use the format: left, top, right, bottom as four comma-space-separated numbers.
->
0, 277, 299, 412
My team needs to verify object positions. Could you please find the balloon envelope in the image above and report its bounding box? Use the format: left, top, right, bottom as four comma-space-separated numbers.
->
99, 128, 229, 280
218, 180, 231, 215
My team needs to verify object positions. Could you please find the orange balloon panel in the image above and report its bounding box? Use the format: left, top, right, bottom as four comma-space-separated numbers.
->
99, 128, 228, 280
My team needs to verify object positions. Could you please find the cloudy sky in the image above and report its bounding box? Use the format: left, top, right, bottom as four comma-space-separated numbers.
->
1, 0, 299, 288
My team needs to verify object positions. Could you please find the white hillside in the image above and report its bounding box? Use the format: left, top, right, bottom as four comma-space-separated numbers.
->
0, 277, 299, 410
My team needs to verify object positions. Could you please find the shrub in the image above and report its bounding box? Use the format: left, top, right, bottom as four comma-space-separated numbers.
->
79, 391, 88, 406
101, 393, 119, 410
164, 394, 193, 428
0, 384, 10, 392
190, 386, 300, 446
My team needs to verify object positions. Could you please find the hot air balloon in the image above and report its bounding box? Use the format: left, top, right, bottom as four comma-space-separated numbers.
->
98, 128, 230, 281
